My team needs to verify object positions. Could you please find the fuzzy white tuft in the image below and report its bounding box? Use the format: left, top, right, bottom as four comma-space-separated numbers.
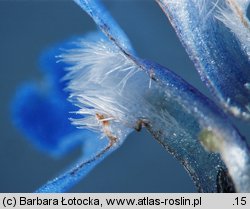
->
216, 0, 250, 59
59, 34, 154, 144
59, 33, 192, 146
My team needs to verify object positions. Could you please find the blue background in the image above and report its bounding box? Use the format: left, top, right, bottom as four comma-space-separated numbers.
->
0, 0, 249, 192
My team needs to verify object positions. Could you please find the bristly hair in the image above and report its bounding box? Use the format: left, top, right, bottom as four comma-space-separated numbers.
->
58, 33, 156, 145
215, 0, 250, 59
194, 0, 220, 20
58, 32, 193, 148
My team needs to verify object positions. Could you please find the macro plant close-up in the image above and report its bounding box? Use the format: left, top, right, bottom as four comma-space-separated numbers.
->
1, 0, 250, 193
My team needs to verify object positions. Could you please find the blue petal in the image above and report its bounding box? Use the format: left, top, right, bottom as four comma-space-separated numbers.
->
11, 82, 83, 157
11, 40, 89, 157
74, 0, 135, 55
137, 58, 250, 192
36, 134, 115, 193
157, 0, 250, 120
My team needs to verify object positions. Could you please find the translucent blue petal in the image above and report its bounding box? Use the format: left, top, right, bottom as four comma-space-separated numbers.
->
11, 82, 83, 157
137, 58, 250, 192
36, 135, 115, 193
157, 0, 250, 120
74, 0, 135, 54
74, 0, 250, 192
11, 40, 92, 157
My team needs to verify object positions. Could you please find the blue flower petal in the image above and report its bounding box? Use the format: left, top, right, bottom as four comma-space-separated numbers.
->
11, 82, 83, 157
157, 0, 250, 120
36, 135, 116, 193
74, 0, 135, 55
138, 59, 250, 192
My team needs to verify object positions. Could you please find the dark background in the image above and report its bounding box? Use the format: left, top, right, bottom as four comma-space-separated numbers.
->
0, 0, 249, 192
